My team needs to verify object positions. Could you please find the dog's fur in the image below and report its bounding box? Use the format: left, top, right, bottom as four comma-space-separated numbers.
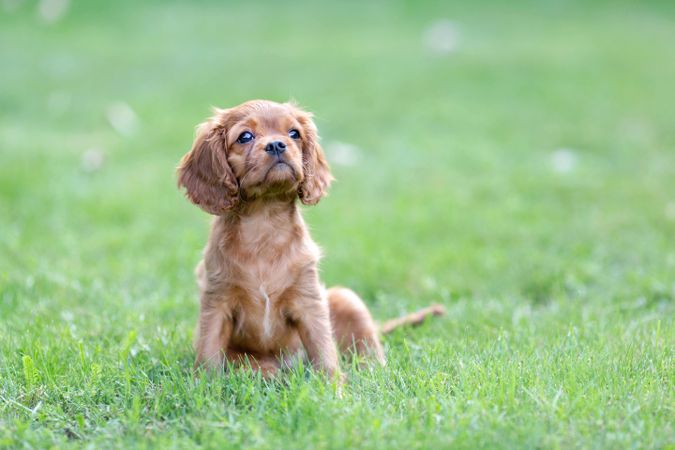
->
177, 100, 443, 378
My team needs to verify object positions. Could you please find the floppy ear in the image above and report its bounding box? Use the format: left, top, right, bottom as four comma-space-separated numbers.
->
177, 116, 239, 215
294, 109, 333, 205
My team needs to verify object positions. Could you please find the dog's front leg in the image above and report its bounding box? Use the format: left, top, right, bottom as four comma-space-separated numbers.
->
291, 283, 340, 379
194, 298, 232, 371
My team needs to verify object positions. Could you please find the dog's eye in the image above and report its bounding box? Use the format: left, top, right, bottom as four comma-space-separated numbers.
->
288, 129, 301, 140
236, 131, 254, 144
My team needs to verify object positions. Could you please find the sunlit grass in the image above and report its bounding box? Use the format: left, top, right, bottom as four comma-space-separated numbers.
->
1, 0, 674, 448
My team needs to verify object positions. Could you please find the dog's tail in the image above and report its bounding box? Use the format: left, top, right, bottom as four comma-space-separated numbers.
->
379, 304, 446, 335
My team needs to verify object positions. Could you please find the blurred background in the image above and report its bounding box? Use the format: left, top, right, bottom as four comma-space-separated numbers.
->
1, 0, 674, 318
1, 0, 674, 447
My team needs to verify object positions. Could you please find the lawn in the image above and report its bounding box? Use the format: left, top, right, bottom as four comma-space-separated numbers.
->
1, 0, 674, 448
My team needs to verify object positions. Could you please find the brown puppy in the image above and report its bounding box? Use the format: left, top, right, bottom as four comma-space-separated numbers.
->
177, 100, 443, 378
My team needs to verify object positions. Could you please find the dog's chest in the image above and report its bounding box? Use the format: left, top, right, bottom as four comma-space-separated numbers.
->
207, 212, 321, 351
229, 242, 301, 296
224, 243, 311, 347
230, 285, 293, 348
226, 219, 319, 294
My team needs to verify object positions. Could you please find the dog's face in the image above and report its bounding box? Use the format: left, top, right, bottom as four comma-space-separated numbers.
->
226, 103, 307, 198
177, 100, 332, 214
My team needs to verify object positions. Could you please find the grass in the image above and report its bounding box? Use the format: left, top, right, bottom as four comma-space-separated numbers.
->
1, 0, 674, 448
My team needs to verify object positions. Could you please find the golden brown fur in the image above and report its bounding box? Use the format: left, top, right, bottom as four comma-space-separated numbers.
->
177, 100, 443, 379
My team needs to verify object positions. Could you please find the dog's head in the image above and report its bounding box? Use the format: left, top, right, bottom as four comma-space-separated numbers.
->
177, 100, 332, 215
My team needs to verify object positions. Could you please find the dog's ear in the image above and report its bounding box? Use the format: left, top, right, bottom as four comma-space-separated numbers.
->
292, 106, 333, 205
177, 112, 239, 214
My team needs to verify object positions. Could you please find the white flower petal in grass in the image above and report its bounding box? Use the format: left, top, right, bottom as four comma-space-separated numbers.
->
620, 117, 654, 145
47, 90, 71, 115
325, 141, 361, 167
422, 276, 437, 291
512, 304, 532, 325
667, 253, 675, 267
38, 0, 69, 24
106, 102, 139, 137
551, 148, 577, 174
665, 202, 675, 221
2, 0, 24, 13
81, 148, 105, 172
423, 19, 459, 55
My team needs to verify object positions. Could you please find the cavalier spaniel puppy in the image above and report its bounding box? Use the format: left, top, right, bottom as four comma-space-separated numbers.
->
177, 100, 443, 378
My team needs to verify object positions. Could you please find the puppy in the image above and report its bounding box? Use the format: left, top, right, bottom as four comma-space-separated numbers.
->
177, 100, 443, 378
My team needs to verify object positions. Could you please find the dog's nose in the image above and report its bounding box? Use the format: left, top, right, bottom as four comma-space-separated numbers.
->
265, 140, 286, 156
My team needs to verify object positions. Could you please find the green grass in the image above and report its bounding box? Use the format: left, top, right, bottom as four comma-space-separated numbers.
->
1, 0, 674, 448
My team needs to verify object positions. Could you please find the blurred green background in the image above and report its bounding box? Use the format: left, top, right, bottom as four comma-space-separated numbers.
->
1, 0, 673, 448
